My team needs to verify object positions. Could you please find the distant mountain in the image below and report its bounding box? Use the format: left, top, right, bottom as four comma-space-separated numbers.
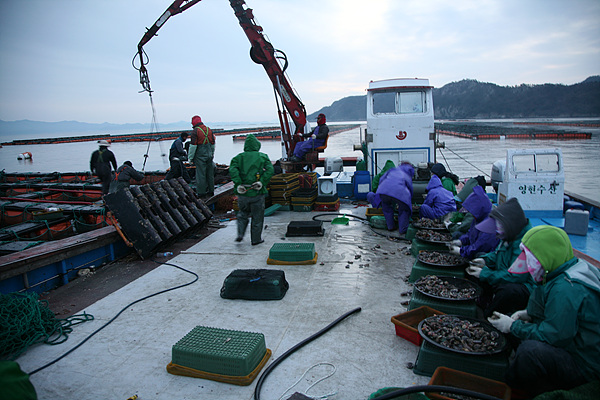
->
308, 76, 600, 121
2, 77, 598, 138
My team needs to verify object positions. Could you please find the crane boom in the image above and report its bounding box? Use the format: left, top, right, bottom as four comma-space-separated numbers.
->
134, 0, 308, 158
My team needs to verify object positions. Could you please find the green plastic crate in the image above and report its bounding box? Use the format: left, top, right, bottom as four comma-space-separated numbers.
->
370, 215, 387, 229
172, 326, 266, 377
408, 289, 477, 318
405, 224, 417, 241
414, 340, 508, 381
408, 260, 465, 283
268, 243, 315, 262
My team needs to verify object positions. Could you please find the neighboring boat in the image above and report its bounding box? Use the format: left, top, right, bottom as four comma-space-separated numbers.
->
16, 151, 32, 160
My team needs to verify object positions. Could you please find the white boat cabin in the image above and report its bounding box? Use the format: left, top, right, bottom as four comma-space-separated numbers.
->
365, 78, 435, 176
496, 148, 565, 217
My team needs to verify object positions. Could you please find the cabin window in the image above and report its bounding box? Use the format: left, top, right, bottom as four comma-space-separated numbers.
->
513, 154, 535, 172
512, 153, 560, 173
399, 92, 424, 113
536, 153, 560, 172
372, 92, 396, 114
372, 91, 427, 115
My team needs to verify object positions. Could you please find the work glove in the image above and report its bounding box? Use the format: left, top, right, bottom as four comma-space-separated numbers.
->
465, 266, 482, 278
449, 246, 461, 256
511, 309, 532, 322
237, 185, 247, 194
470, 258, 486, 267
488, 311, 514, 334
251, 181, 263, 191
451, 239, 462, 246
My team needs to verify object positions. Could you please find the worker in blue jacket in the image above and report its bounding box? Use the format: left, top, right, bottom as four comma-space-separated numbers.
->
448, 185, 499, 259
419, 174, 456, 220
488, 225, 600, 397
367, 162, 414, 234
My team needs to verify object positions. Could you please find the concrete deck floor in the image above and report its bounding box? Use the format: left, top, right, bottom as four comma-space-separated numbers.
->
16, 202, 431, 400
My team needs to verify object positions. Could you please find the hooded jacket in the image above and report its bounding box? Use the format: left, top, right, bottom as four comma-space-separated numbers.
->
419, 175, 456, 219
431, 163, 458, 195
372, 160, 395, 192
511, 225, 600, 381
374, 163, 414, 209
458, 186, 499, 259
229, 135, 274, 197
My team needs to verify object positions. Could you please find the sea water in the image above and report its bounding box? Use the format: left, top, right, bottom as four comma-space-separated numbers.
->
1, 122, 598, 202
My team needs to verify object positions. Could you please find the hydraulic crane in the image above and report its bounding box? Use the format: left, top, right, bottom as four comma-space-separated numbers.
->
134, 0, 308, 159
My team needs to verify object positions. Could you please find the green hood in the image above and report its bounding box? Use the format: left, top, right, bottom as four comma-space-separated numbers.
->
521, 225, 574, 273
244, 134, 261, 152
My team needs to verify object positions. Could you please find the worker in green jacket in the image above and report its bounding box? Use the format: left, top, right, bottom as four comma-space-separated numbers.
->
466, 198, 535, 317
431, 163, 459, 195
488, 225, 600, 397
230, 135, 274, 245
371, 160, 395, 192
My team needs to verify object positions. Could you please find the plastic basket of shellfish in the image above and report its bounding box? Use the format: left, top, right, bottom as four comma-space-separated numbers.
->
391, 306, 445, 346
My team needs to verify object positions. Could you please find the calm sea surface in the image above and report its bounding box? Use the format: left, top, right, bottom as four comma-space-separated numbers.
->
1, 121, 598, 202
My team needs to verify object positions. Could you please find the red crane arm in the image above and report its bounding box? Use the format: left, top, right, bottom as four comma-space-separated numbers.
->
134, 0, 307, 157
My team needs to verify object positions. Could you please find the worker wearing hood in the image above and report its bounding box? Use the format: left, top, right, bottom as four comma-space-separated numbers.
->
367, 162, 414, 234
290, 113, 329, 161
371, 160, 395, 192
487, 225, 600, 397
419, 174, 456, 220
431, 163, 459, 195
466, 197, 535, 318
229, 135, 274, 245
449, 186, 499, 259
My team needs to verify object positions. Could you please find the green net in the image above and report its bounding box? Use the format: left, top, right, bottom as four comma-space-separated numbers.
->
0, 292, 94, 360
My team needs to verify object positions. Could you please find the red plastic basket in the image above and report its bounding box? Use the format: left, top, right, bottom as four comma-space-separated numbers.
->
391, 306, 445, 346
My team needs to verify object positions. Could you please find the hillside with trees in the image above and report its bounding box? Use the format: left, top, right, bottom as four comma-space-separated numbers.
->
308, 76, 600, 121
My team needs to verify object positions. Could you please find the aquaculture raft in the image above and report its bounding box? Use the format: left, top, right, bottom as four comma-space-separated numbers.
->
167, 326, 271, 386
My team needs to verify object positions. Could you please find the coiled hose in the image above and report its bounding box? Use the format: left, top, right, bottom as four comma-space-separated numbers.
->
253, 307, 362, 400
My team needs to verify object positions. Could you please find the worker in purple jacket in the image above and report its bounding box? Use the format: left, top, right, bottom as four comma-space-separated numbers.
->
419, 174, 456, 219
448, 185, 499, 259
367, 162, 414, 234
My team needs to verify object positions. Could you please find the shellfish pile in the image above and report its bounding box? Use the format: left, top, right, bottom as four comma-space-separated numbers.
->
414, 275, 478, 300
416, 229, 452, 243
419, 251, 465, 266
415, 218, 446, 230
421, 315, 501, 353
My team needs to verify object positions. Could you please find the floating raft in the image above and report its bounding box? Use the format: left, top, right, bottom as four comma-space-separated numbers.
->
435, 122, 593, 140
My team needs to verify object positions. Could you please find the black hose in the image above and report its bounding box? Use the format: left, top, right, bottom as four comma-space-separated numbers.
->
370, 384, 502, 400
253, 307, 362, 400
28, 260, 198, 375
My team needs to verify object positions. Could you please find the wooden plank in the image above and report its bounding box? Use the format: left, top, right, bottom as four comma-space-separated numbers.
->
0, 226, 122, 280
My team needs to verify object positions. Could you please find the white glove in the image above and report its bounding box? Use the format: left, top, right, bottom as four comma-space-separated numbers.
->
511, 309, 532, 322
470, 258, 486, 267
466, 266, 482, 278
237, 185, 247, 194
444, 219, 452, 228
449, 246, 461, 255
488, 311, 514, 334
251, 181, 263, 191
451, 239, 462, 246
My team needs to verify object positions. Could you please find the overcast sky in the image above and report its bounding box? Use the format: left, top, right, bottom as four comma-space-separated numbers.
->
0, 0, 598, 125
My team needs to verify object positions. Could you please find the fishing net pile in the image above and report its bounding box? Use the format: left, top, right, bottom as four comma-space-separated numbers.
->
0, 292, 93, 360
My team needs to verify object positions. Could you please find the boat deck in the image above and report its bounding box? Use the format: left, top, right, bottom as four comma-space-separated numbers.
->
15, 202, 430, 399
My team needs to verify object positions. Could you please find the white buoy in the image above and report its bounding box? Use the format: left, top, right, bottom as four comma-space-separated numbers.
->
17, 151, 32, 160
